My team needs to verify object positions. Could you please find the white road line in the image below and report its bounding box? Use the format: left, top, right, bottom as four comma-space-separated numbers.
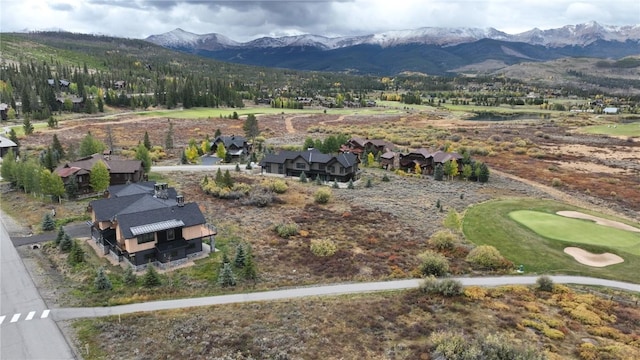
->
41, 309, 50, 319
10, 313, 21, 323
25, 311, 36, 321
0, 315, 5, 324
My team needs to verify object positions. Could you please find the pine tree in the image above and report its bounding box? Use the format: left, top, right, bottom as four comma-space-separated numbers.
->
54, 226, 65, 246
478, 162, 490, 183
347, 179, 354, 189
434, 164, 444, 181
299, 172, 307, 183
243, 245, 257, 283
23, 116, 34, 135
60, 233, 73, 252
235, 163, 241, 172
143, 131, 152, 150
165, 121, 174, 150
68, 240, 85, 265
332, 179, 339, 189
41, 213, 56, 231
217, 262, 236, 287
214, 168, 224, 186
234, 243, 246, 268
365, 178, 372, 188
223, 169, 234, 188
142, 264, 162, 287
315, 174, 322, 185
123, 266, 137, 286
221, 251, 230, 265
94, 267, 112, 291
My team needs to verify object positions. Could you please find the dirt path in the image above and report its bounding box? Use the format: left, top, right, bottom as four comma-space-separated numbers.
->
284, 115, 298, 134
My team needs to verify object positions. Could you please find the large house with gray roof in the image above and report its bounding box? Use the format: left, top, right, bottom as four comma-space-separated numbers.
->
259, 148, 360, 182
88, 182, 216, 269
211, 135, 251, 161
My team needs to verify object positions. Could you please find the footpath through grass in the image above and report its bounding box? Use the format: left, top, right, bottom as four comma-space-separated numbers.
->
463, 198, 640, 284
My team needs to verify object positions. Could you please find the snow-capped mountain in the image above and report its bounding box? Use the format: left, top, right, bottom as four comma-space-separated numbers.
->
144, 22, 640, 76
146, 22, 640, 50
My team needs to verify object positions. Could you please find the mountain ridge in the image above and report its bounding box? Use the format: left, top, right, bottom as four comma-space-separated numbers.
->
146, 21, 640, 50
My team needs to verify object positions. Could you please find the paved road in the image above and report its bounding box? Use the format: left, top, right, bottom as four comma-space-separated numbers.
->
52, 275, 638, 321
0, 215, 76, 359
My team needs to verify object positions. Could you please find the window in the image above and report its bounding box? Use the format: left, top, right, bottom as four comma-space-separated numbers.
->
167, 229, 175, 241
278, 164, 284, 174
328, 166, 335, 173
137, 232, 155, 244
296, 163, 306, 169
340, 167, 345, 174
319, 164, 326, 170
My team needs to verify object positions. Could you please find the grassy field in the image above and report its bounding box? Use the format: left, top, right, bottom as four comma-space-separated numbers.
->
137, 105, 405, 119
579, 122, 640, 137
463, 198, 640, 283
509, 210, 640, 255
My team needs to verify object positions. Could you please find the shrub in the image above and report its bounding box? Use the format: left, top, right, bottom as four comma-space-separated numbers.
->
94, 267, 112, 291
347, 179, 354, 189
266, 179, 288, 194
310, 239, 337, 257
551, 178, 562, 187
382, 174, 390, 182
365, 178, 372, 188
443, 209, 462, 231
418, 250, 450, 277
41, 213, 56, 231
274, 222, 299, 238
534, 130, 545, 137
218, 262, 237, 287
536, 276, 554, 292
142, 264, 162, 287
123, 267, 137, 286
466, 245, 509, 270
243, 188, 275, 207
60, 233, 73, 252
314, 188, 332, 204
439, 279, 464, 297
429, 230, 456, 250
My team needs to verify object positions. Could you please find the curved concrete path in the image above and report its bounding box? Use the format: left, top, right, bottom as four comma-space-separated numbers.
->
52, 275, 639, 321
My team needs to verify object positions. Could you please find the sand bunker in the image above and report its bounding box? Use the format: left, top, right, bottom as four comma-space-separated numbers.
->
563, 247, 624, 267
557, 211, 640, 233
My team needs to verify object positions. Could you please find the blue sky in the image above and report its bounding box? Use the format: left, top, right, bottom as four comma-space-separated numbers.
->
1, 0, 639, 41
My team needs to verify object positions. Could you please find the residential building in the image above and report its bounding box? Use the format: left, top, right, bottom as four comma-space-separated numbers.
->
0, 135, 18, 158
88, 182, 215, 269
211, 135, 251, 160
54, 153, 144, 194
259, 148, 360, 182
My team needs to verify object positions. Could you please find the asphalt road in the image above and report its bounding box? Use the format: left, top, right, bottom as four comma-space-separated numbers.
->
51, 275, 639, 322
0, 216, 76, 360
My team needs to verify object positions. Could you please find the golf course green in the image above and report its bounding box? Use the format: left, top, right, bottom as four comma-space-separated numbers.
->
508, 210, 640, 256
462, 198, 640, 284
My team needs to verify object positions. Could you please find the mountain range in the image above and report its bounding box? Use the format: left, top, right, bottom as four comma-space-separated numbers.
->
145, 22, 640, 75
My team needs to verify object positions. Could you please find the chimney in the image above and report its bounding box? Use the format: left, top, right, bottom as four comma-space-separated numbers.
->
154, 183, 169, 199
176, 195, 184, 207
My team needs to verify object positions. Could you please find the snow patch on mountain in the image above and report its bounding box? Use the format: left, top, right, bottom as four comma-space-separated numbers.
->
145, 22, 640, 51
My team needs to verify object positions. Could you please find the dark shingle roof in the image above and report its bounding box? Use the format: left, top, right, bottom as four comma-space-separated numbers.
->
213, 135, 247, 149
117, 203, 205, 239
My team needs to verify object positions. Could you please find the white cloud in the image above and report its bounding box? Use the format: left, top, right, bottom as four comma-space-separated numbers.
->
1, 0, 638, 40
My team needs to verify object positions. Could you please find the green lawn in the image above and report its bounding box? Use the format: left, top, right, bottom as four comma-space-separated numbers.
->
462, 198, 640, 283
579, 122, 640, 137
509, 210, 640, 255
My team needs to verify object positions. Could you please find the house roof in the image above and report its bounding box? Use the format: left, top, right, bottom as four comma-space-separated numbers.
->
108, 181, 157, 197
408, 148, 433, 158
0, 135, 17, 148
260, 149, 357, 168
432, 151, 462, 163
213, 135, 248, 149
117, 202, 205, 238
380, 151, 396, 159
54, 154, 142, 178
56, 166, 82, 178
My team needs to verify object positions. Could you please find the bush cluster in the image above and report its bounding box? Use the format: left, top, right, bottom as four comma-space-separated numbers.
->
310, 239, 338, 257
429, 331, 546, 360
274, 222, 299, 238
418, 250, 450, 277
428, 230, 456, 250
466, 245, 512, 270
419, 276, 463, 297
314, 188, 332, 204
